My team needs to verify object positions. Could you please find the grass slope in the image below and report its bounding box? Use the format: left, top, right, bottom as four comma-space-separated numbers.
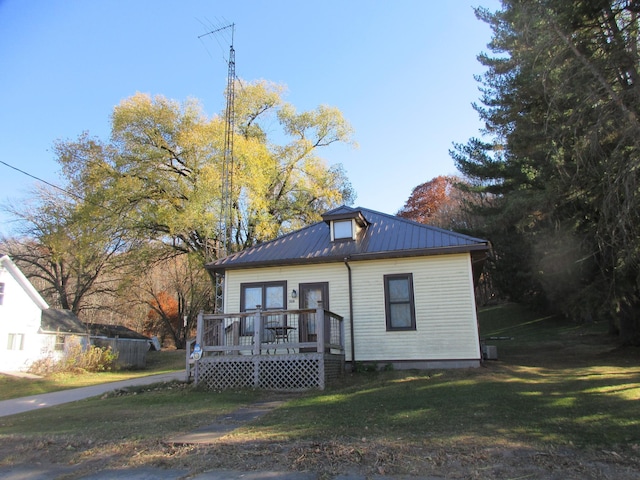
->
0, 304, 638, 478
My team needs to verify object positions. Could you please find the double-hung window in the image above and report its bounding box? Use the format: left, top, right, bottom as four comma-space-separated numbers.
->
240, 281, 286, 335
55, 335, 66, 351
7, 333, 24, 350
384, 273, 416, 331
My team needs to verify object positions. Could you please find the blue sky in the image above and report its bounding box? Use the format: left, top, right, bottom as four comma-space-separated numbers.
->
0, 0, 500, 235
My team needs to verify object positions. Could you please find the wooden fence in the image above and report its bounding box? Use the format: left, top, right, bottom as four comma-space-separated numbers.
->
92, 337, 149, 369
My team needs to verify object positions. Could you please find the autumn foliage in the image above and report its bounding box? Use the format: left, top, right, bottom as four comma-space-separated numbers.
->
145, 291, 180, 342
397, 175, 466, 228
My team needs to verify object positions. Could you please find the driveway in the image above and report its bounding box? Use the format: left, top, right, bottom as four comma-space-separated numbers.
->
0, 371, 185, 417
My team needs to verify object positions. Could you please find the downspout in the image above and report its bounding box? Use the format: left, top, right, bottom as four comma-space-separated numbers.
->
344, 257, 356, 370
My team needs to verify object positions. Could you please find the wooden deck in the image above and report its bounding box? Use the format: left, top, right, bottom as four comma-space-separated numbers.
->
187, 307, 345, 390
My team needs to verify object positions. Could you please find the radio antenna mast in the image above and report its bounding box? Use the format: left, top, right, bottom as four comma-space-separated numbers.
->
200, 23, 235, 257
199, 22, 235, 313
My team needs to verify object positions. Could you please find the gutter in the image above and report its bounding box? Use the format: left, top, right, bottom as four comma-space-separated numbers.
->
208, 243, 490, 274
344, 257, 356, 370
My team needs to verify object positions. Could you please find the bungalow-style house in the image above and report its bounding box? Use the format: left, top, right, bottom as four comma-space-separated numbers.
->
0, 255, 89, 372
192, 206, 488, 390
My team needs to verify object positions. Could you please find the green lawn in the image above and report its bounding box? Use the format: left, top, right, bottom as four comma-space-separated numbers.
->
0, 349, 185, 401
0, 304, 638, 477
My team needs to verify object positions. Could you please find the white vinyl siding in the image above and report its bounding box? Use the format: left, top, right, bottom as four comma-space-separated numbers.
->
0, 260, 47, 371
224, 253, 480, 363
226, 264, 348, 317
351, 254, 480, 362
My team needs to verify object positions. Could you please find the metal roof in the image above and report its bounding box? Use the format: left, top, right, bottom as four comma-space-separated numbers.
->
40, 309, 88, 335
208, 206, 489, 273
86, 323, 151, 341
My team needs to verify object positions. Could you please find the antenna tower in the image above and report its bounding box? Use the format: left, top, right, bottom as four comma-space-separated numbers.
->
199, 23, 235, 313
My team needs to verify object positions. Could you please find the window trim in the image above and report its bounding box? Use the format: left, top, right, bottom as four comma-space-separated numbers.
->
239, 281, 287, 335
332, 219, 354, 240
7, 333, 25, 350
383, 273, 417, 331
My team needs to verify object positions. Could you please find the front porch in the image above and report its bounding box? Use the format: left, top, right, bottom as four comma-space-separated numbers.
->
187, 306, 345, 390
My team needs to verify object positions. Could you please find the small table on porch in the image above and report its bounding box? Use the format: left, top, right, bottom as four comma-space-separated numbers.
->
265, 325, 296, 353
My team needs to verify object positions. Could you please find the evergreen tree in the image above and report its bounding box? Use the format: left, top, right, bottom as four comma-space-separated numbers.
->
453, 0, 640, 343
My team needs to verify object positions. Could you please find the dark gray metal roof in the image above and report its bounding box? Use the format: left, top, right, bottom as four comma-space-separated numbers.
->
40, 309, 88, 335
86, 323, 151, 341
209, 206, 489, 273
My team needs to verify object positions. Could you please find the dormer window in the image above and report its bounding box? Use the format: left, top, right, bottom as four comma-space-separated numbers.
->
322, 206, 370, 242
332, 219, 354, 240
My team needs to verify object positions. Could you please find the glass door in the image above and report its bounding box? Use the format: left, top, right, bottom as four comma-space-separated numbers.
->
298, 283, 329, 346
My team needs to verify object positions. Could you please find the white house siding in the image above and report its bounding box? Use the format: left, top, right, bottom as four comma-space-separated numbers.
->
350, 254, 481, 364
0, 266, 45, 371
224, 252, 481, 366
225, 263, 349, 315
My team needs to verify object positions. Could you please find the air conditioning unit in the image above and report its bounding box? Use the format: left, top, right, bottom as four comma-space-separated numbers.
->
482, 344, 498, 360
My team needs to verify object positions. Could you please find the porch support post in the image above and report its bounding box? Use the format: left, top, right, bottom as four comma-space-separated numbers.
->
252, 307, 262, 355
316, 303, 325, 354
194, 310, 204, 386
196, 310, 204, 346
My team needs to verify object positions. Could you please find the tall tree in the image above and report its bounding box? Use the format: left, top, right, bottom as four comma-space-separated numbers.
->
59, 81, 355, 267
452, 0, 640, 343
3, 80, 354, 331
1, 185, 135, 314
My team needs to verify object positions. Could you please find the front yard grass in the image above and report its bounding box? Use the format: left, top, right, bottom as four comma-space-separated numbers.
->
0, 304, 638, 478
0, 349, 185, 401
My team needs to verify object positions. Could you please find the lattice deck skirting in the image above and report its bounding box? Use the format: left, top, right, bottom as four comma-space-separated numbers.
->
194, 353, 345, 391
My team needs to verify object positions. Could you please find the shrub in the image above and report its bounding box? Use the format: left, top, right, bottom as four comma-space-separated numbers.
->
29, 337, 119, 375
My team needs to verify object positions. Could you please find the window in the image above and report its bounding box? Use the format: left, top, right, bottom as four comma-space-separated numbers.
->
384, 274, 416, 330
55, 335, 66, 351
240, 281, 286, 334
332, 219, 353, 240
7, 333, 24, 350
0, 282, 4, 305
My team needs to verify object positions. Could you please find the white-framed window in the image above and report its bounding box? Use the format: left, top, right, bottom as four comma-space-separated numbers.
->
55, 335, 66, 351
7, 333, 24, 350
384, 273, 416, 331
332, 219, 353, 240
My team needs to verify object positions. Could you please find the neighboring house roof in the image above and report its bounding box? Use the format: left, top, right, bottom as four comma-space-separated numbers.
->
0, 255, 49, 310
40, 309, 88, 335
86, 323, 151, 341
208, 206, 489, 273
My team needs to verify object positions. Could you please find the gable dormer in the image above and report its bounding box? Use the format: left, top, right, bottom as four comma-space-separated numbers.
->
322, 207, 369, 242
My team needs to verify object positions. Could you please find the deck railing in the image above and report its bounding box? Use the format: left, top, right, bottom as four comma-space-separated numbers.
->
186, 305, 344, 380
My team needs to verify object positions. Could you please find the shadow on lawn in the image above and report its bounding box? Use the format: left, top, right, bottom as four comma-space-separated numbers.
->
256, 350, 640, 449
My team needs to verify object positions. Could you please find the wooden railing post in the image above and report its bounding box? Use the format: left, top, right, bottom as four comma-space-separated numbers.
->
196, 311, 204, 347
194, 310, 204, 385
316, 302, 325, 353
253, 306, 262, 355
185, 339, 192, 382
